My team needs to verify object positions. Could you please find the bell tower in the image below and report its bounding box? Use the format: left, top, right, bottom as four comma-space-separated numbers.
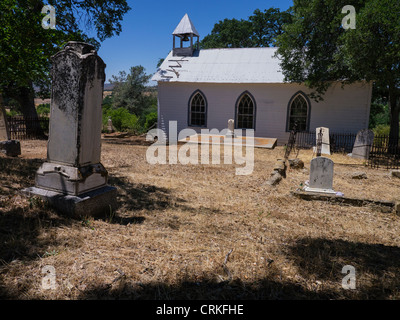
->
172, 14, 199, 57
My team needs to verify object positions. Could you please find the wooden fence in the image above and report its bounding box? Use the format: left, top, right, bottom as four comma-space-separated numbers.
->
7, 116, 49, 140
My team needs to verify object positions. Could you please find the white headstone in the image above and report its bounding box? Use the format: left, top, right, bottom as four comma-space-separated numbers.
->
351, 129, 374, 160
315, 127, 330, 155
304, 156, 336, 194
107, 117, 114, 133
226, 119, 236, 137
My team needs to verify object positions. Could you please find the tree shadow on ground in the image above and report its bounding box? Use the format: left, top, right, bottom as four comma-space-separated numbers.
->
108, 175, 225, 222
76, 277, 337, 300
0, 157, 43, 196
102, 136, 154, 147
75, 237, 400, 300
0, 205, 76, 264
285, 237, 400, 299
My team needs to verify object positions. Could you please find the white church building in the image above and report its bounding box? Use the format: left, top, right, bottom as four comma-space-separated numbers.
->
151, 14, 372, 144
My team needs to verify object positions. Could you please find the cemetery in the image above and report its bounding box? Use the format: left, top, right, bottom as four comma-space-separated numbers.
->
0, 2, 399, 303
0, 41, 399, 298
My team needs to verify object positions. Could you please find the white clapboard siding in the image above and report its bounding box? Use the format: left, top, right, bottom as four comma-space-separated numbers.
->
157, 81, 372, 145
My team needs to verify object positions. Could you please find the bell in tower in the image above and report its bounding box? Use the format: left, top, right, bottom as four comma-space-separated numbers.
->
172, 14, 199, 57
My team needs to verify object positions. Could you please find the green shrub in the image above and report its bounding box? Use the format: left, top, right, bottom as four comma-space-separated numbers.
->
102, 107, 139, 133
372, 124, 391, 137
144, 112, 157, 130
37, 103, 50, 116
6, 109, 19, 117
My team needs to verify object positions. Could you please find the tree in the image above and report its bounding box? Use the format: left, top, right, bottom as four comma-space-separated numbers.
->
109, 66, 153, 117
249, 8, 293, 47
0, 0, 130, 134
276, 0, 400, 146
200, 8, 293, 49
339, 0, 400, 146
200, 18, 253, 49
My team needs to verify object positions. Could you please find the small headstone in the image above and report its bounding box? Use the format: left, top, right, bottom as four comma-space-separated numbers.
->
0, 103, 21, 157
316, 127, 330, 155
351, 129, 374, 160
304, 156, 335, 194
107, 117, 114, 133
0, 140, 21, 157
22, 41, 117, 217
226, 119, 236, 137
0, 104, 10, 141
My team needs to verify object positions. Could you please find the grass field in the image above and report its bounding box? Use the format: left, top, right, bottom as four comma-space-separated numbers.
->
1, 136, 400, 299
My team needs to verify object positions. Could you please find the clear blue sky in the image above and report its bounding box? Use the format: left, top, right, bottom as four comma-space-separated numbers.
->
97, 0, 293, 85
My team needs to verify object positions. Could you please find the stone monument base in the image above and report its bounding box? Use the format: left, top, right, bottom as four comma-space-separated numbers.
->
35, 162, 108, 196
21, 185, 118, 218
0, 140, 21, 157
304, 186, 336, 195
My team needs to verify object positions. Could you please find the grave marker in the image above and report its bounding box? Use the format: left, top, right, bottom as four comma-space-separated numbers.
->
22, 42, 117, 216
0, 100, 21, 157
316, 127, 330, 155
351, 129, 374, 160
107, 117, 114, 133
304, 156, 336, 194
226, 119, 236, 137
0, 104, 10, 141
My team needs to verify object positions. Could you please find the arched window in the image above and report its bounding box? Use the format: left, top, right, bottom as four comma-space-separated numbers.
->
287, 92, 310, 132
188, 90, 207, 127
236, 92, 256, 129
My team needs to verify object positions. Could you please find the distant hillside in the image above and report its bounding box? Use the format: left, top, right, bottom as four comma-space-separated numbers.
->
103, 83, 115, 91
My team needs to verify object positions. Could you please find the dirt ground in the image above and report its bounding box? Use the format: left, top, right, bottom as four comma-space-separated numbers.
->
0, 136, 400, 300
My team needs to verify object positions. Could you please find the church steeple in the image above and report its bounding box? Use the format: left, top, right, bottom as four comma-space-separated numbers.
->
172, 14, 199, 57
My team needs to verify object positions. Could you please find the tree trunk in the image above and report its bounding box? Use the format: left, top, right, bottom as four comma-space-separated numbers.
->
11, 83, 45, 138
388, 85, 399, 153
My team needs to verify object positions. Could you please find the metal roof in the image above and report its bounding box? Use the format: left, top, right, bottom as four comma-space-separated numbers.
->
151, 47, 285, 83
172, 14, 200, 37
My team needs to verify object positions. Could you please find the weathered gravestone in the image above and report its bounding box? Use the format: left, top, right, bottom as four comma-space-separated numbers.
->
226, 119, 236, 137
107, 117, 114, 133
0, 103, 9, 141
304, 156, 336, 194
22, 42, 117, 217
351, 129, 374, 160
0, 101, 21, 157
315, 127, 330, 155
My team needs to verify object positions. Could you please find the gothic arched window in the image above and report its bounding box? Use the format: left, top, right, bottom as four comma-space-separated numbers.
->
188, 90, 207, 127
236, 92, 256, 129
287, 92, 310, 132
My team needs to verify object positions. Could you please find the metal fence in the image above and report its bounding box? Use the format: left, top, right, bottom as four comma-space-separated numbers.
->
294, 131, 400, 169
368, 135, 400, 169
7, 116, 49, 140
295, 131, 357, 154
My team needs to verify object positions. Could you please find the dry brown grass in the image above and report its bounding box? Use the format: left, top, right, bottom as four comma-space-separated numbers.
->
1, 137, 400, 300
